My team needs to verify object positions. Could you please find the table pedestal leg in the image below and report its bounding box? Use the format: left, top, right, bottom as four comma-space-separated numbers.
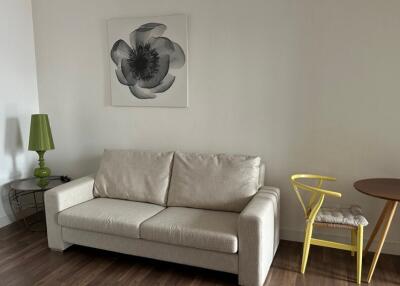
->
367, 200, 398, 283
364, 201, 391, 255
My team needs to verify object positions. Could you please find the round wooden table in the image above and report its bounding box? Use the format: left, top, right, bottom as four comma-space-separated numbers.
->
354, 178, 400, 283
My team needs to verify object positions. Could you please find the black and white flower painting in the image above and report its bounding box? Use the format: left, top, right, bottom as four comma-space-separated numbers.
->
108, 15, 188, 107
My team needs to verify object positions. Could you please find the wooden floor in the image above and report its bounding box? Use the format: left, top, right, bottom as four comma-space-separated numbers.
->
0, 221, 399, 286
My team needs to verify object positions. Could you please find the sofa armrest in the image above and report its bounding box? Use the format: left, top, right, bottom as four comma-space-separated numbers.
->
45, 175, 95, 250
258, 186, 280, 254
238, 186, 280, 286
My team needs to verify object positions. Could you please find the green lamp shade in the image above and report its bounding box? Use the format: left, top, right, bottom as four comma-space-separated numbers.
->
28, 114, 55, 151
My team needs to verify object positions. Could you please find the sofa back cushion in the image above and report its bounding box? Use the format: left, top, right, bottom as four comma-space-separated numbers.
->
167, 152, 261, 212
259, 163, 266, 187
94, 150, 174, 206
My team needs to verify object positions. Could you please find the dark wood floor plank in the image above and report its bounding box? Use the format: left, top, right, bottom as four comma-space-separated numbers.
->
0, 220, 399, 285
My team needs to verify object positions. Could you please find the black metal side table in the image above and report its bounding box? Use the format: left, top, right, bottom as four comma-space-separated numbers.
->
9, 176, 70, 231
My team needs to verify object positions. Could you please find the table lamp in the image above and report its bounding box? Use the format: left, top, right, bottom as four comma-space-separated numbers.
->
28, 114, 55, 187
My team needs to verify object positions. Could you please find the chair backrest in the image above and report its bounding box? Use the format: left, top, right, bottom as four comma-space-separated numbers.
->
290, 174, 342, 222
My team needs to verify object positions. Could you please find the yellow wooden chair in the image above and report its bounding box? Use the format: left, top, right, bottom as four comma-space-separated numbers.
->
291, 174, 368, 284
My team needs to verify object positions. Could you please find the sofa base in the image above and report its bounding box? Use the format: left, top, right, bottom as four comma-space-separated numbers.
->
50, 248, 67, 253
49, 241, 72, 252
61, 227, 238, 274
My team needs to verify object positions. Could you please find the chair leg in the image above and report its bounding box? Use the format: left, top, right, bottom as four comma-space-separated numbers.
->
351, 229, 356, 256
301, 222, 313, 274
356, 225, 363, 284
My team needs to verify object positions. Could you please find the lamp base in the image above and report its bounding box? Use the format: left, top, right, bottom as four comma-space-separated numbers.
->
36, 177, 49, 188
34, 151, 51, 188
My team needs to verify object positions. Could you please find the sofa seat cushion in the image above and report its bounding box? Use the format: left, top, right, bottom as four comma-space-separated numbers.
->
94, 150, 174, 206
140, 207, 239, 253
58, 198, 164, 239
167, 152, 261, 212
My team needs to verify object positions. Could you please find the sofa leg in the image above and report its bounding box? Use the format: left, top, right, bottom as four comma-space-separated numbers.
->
238, 274, 266, 286
49, 241, 72, 252
50, 248, 66, 253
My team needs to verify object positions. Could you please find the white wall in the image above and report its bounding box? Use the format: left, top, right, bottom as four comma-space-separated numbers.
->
32, 0, 400, 253
0, 0, 39, 226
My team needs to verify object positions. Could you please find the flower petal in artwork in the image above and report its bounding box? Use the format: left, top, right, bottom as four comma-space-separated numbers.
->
150, 74, 176, 93
110, 22, 185, 99
115, 61, 129, 85
149, 37, 185, 68
129, 85, 157, 99
130, 23, 167, 48
111, 39, 132, 65
169, 43, 186, 68
120, 58, 137, 86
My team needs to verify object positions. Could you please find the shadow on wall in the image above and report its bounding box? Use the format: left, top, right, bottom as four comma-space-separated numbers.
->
4, 117, 24, 178
0, 181, 14, 225
1, 117, 26, 224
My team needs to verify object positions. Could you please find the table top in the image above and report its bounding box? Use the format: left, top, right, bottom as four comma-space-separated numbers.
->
354, 178, 400, 201
10, 176, 69, 192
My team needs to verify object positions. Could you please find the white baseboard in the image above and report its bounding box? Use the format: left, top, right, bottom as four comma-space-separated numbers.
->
0, 215, 14, 228
281, 227, 400, 256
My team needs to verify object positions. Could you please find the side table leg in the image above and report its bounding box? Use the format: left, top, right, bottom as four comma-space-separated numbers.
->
8, 189, 16, 219
367, 200, 398, 283
33, 192, 38, 212
364, 201, 391, 255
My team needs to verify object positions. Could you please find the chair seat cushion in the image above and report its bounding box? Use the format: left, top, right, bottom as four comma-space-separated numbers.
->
315, 205, 369, 227
140, 207, 239, 253
58, 198, 165, 239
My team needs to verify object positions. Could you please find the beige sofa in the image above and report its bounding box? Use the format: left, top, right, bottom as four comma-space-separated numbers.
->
45, 150, 280, 286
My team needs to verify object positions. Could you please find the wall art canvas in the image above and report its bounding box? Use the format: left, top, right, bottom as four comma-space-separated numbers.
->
107, 14, 188, 107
